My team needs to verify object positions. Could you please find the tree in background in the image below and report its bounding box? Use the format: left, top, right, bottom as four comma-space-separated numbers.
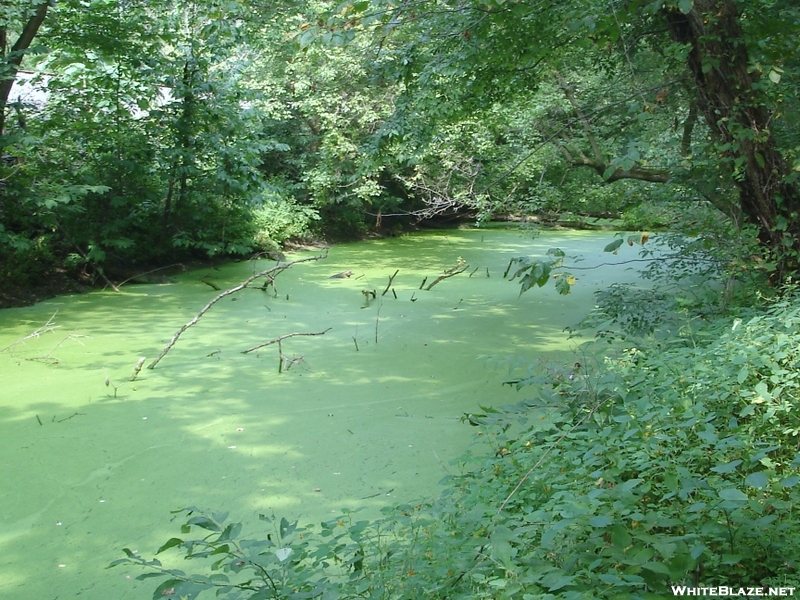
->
0, 1, 50, 139
317, 0, 799, 268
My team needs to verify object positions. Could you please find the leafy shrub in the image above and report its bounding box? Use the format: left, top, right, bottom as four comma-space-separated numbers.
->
119, 293, 800, 599
252, 188, 319, 246
621, 202, 675, 230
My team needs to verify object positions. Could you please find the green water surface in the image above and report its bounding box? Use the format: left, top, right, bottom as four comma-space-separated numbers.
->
0, 228, 643, 599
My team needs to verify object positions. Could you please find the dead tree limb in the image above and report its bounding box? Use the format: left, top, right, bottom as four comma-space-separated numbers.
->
425, 263, 469, 291
1, 311, 58, 354
243, 328, 332, 373
200, 276, 221, 291
115, 263, 186, 289
381, 269, 399, 296
241, 328, 332, 354
147, 254, 326, 370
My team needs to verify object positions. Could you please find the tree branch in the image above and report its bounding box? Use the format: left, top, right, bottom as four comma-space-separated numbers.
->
569, 154, 671, 183
147, 255, 326, 370
241, 329, 332, 354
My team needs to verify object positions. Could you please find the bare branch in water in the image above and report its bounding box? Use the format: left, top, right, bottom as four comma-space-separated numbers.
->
147, 254, 326, 370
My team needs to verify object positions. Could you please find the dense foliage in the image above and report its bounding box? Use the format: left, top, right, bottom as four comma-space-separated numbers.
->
1, 0, 798, 297
114, 282, 800, 597
0, 0, 796, 594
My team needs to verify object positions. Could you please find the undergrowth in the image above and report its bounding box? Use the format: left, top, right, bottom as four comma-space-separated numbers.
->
115, 288, 800, 598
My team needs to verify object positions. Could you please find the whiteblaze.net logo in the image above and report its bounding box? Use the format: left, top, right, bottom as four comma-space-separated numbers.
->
671, 586, 796, 597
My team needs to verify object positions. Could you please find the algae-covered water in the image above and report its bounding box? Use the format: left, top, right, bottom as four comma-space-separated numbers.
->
0, 228, 643, 599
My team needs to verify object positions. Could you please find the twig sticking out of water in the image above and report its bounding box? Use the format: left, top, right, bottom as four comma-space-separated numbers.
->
242, 329, 331, 373
30, 333, 87, 364
105, 372, 121, 397
130, 357, 146, 381
147, 254, 326, 370
381, 269, 399, 296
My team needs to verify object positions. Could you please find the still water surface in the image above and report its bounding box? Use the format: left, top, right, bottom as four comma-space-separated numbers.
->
0, 228, 643, 599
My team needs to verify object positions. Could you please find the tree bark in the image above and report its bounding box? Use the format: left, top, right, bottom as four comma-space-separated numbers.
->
0, 2, 51, 137
664, 0, 800, 256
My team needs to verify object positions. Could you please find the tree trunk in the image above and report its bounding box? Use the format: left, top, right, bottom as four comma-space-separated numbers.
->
664, 0, 800, 261
0, 2, 51, 138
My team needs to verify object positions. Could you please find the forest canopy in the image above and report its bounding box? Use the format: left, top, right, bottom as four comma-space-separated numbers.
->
0, 0, 798, 295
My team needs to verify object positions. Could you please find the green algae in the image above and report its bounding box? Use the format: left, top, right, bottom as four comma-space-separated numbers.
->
0, 228, 643, 599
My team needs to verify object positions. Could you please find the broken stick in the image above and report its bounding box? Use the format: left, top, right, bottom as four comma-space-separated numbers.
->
381, 269, 399, 296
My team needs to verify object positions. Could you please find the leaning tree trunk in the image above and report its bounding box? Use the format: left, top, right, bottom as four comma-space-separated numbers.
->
0, 2, 51, 139
664, 0, 800, 271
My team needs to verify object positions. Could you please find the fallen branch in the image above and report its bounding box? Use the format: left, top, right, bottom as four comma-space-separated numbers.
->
30, 333, 87, 364
199, 276, 221, 291
425, 263, 469, 291
56, 412, 85, 423
115, 263, 186, 289
1, 311, 59, 354
147, 254, 326, 370
241, 328, 332, 354
243, 328, 331, 373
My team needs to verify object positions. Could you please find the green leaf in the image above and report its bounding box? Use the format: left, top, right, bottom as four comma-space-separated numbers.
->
589, 515, 613, 527
152, 579, 184, 600
619, 478, 643, 492
711, 460, 742, 473
678, 0, 693, 14
737, 367, 749, 384
641, 561, 671, 575
187, 516, 221, 532
279, 517, 297, 538
718, 488, 748, 502
611, 525, 631, 548
555, 274, 572, 295
604, 239, 624, 254
209, 544, 231, 556
136, 572, 167, 580
744, 472, 768, 489
156, 538, 184, 555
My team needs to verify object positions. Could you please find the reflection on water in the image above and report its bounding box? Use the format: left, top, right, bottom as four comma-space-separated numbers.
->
0, 227, 644, 599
